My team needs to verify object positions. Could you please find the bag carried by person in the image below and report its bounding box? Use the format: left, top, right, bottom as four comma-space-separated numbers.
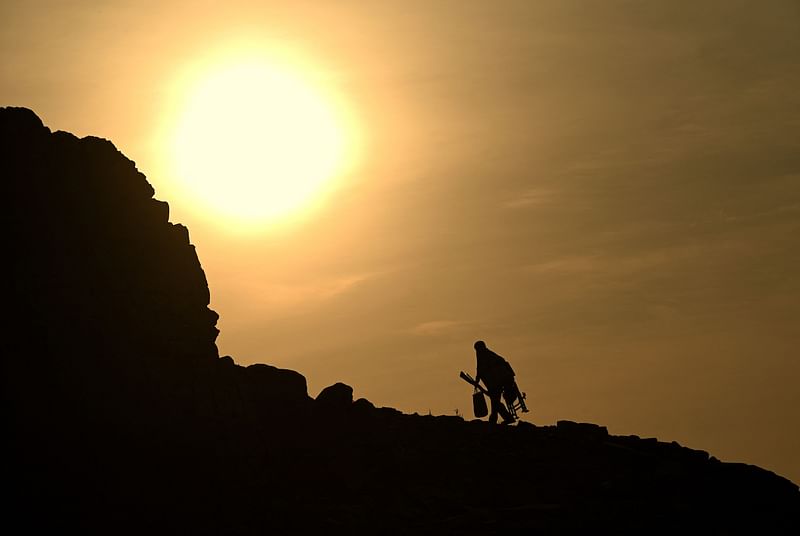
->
472, 387, 488, 418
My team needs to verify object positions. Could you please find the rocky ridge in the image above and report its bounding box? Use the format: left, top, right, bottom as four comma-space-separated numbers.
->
3, 107, 798, 534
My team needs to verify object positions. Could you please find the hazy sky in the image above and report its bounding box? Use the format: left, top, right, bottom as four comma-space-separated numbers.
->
3, 1, 799, 483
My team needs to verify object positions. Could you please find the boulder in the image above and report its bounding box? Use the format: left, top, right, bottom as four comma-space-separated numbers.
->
556, 420, 609, 441
316, 382, 354, 411
243, 363, 309, 404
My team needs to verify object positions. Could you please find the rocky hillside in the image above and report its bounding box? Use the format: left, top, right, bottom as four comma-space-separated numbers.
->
3, 107, 798, 534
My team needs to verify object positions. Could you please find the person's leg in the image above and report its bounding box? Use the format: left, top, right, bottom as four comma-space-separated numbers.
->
489, 389, 513, 424
496, 397, 513, 423
488, 391, 502, 424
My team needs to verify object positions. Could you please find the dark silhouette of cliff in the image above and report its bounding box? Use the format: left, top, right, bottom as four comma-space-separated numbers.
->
3, 107, 798, 534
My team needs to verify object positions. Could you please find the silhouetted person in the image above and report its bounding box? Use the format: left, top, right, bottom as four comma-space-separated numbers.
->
473, 340, 516, 424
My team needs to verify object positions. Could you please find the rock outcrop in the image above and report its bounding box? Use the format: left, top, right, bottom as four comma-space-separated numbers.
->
4, 107, 798, 534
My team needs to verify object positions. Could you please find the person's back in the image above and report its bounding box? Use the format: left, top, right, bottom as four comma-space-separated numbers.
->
476, 345, 514, 391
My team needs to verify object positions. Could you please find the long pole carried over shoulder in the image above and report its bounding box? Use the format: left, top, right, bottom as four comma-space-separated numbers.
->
459, 371, 488, 395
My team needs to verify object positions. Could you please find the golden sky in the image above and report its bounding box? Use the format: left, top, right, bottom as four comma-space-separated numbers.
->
2, 1, 799, 483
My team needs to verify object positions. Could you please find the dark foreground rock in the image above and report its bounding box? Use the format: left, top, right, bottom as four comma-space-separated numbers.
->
4, 107, 799, 534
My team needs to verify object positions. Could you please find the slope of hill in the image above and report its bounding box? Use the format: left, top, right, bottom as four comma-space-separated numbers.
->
3, 107, 798, 534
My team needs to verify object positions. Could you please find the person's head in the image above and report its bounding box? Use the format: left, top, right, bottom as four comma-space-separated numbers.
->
474, 340, 486, 351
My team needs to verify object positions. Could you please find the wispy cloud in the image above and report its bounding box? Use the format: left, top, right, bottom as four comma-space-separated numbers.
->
505, 188, 554, 209
274, 273, 374, 304
228, 272, 379, 311
522, 244, 710, 280
523, 255, 602, 275
410, 319, 472, 336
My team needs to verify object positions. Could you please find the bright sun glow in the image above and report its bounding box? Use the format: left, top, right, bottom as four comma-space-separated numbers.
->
169, 52, 358, 230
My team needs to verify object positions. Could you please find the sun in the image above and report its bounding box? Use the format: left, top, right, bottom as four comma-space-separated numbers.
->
168, 53, 358, 230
